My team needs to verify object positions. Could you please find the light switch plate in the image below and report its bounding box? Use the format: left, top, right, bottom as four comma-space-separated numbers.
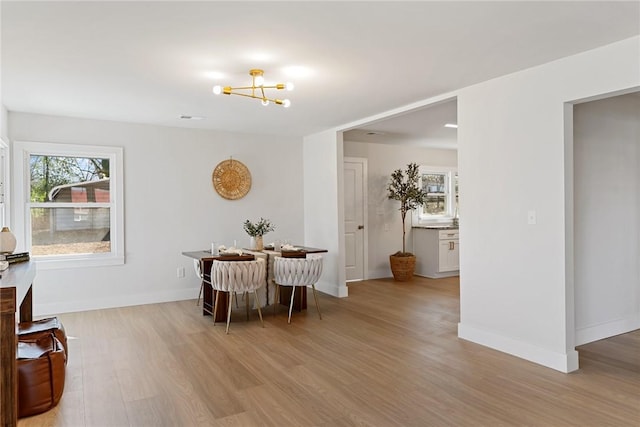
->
527, 210, 537, 225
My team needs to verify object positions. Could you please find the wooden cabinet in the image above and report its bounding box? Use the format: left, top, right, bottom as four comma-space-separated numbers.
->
413, 228, 459, 278
1, 261, 36, 426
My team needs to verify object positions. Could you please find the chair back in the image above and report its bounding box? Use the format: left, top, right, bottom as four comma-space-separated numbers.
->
274, 254, 323, 287
211, 259, 266, 293
193, 259, 203, 279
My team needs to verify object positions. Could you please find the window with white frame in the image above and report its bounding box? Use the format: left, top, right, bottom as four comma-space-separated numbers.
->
0, 140, 7, 227
13, 142, 124, 269
416, 166, 458, 223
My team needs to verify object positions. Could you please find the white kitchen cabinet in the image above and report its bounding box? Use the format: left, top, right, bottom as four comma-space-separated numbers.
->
412, 227, 459, 278
438, 238, 460, 272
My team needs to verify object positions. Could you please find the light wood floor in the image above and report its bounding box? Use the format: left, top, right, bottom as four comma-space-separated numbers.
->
18, 276, 640, 426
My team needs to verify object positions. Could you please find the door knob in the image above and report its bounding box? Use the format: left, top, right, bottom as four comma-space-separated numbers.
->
358, 225, 364, 230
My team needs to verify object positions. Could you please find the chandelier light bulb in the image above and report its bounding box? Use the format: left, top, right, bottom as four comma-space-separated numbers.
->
254, 75, 265, 87
213, 85, 222, 95
261, 99, 270, 106
286, 82, 294, 91
283, 99, 291, 108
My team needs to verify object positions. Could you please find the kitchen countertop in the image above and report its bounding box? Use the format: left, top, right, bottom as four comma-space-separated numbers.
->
412, 225, 459, 230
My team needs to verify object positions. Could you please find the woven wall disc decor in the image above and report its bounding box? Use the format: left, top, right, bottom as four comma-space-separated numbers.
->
212, 158, 252, 200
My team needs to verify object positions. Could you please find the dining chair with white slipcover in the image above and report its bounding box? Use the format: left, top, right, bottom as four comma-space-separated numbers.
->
210, 258, 266, 334
273, 254, 323, 323
194, 259, 204, 306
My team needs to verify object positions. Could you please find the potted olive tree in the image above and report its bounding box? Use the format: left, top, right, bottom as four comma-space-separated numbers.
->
387, 162, 427, 281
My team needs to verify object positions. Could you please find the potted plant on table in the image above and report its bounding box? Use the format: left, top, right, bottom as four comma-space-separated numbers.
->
387, 162, 427, 281
243, 218, 275, 251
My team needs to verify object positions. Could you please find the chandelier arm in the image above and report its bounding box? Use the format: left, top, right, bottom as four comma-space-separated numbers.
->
227, 92, 280, 103
228, 85, 261, 91
225, 84, 285, 91
261, 85, 285, 90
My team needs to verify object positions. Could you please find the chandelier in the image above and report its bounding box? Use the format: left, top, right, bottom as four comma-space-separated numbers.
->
213, 69, 294, 107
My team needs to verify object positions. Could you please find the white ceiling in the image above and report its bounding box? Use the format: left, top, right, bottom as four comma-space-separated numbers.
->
343, 99, 459, 149
2, 1, 639, 145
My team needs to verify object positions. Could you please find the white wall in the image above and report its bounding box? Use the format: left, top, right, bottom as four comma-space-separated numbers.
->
343, 141, 457, 278
0, 1, 8, 225
0, 1, 6, 142
457, 36, 640, 372
303, 130, 347, 297
0, 106, 7, 141
0, 0, 2, 133
573, 93, 640, 345
9, 112, 304, 315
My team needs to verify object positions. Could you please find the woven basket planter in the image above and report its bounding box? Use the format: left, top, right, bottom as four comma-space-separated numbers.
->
389, 254, 416, 282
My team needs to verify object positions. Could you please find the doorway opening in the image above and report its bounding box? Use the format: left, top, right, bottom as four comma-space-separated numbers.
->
571, 90, 640, 347
341, 98, 459, 282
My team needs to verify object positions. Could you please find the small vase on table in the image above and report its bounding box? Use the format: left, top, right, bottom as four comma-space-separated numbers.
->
0, 227, 17, 254
255, 236, 264, 251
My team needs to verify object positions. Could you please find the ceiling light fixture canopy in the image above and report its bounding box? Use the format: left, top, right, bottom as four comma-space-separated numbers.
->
213, 69, 293, 107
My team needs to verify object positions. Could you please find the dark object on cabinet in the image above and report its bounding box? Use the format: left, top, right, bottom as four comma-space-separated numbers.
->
18, 317, 68, 363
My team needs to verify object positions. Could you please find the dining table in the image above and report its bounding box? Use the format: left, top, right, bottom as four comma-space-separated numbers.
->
182, 246, 327, 322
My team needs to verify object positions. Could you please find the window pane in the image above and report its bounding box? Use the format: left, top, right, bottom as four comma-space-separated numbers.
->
454, 173, 459, 214
30, 155, 110, 203
31, 207, 111, 256
422, 173, 448, 216
424, 195, 448, 215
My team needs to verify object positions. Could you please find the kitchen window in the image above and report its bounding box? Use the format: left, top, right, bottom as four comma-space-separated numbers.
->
416, 167, 458, 223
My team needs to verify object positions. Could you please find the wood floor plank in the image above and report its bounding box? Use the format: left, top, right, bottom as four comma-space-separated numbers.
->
16, 276, 640, 426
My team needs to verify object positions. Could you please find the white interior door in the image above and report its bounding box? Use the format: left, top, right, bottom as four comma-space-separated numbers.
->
344, 158, 367, 281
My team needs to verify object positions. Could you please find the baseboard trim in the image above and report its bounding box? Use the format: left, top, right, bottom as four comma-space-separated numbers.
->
415, 271, 459, 279
33, 279, 351, 316
315, 279, 348, 298
33, 288, 199, 316
458, 322, 579, 373
575, 314, 640, 346
368, 268, 391, 280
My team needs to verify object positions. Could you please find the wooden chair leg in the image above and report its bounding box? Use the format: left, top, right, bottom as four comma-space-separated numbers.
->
254, 291, 264, 328
311, 284, 322, 320
212, 290, 219, 325
274, 284, 280, 317
288, 286, 296, 324
225, 292, 232, 334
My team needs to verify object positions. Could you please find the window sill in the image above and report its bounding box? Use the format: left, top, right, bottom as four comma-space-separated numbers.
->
415, 218, 455, 226
32, 255, 125, 270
